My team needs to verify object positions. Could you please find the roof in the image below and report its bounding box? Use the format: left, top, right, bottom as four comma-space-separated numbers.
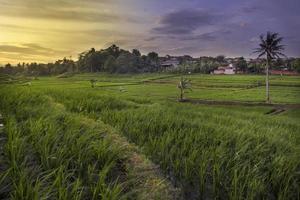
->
160, 59, 180, 66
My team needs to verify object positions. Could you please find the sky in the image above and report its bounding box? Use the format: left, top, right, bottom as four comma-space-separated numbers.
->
0, 0, 299, 64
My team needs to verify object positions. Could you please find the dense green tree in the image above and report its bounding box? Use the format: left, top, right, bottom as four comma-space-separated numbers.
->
104, 55, 117, 73
2, 63, 13, 74
248, 62, 263, 74
216, 55, 225, 63
291, 58, 300, 72
106, 44, 121, 58
86, 48, 98, 72
236, 57, 248, 72
132, 49, 141, 57
115, 52, 138, 73
148, 52, 159, 63
174, 57, 219, 74
272, 58, 285, 70
147, 52, 159, 71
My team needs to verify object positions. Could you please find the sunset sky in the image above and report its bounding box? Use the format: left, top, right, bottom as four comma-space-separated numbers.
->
0, 0, 299, 64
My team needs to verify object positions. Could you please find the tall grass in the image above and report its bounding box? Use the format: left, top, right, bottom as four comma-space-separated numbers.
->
99, 104, 299, 199
0, 88, 129, 199
1, 76, 299, 199
42, 89, 300, 199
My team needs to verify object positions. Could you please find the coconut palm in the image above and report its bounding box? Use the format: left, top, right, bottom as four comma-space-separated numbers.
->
178, 76, 192, 101
253, 32, 285, 103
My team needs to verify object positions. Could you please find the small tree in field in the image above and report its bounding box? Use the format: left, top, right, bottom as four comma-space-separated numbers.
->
178, 76, 192, 101
253, 32, 285, 103
90, 79, 97, 88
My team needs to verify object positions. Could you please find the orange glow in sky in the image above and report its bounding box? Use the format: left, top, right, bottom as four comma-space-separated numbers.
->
0, 0, 299, 64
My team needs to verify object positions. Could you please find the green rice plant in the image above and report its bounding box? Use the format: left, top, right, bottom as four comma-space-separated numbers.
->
69, 178, 83, 200
0, 88, 133, 199
198, 150, 209, 198
5, 118, 26, 170
11, 170, 41, 200
1, 74, 299, 199
91, 164, 124, 200
96, 102, 299, 199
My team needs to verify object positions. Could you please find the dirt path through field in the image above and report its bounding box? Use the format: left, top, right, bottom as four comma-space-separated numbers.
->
46, 96, 182, 200
97, 120, 183, 200
265, 107, 287, 115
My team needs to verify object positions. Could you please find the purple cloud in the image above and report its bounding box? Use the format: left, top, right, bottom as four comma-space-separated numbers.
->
152, 9, 220, 35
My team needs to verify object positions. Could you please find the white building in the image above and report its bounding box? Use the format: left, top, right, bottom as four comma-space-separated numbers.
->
213, 64, 236, 75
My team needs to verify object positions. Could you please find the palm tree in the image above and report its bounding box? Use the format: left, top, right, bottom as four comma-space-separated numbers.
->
178, 76, 192, 101
253, 32, 285, 103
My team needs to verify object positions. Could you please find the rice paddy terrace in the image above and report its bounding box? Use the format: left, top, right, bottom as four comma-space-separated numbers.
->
0, 73, 299, 199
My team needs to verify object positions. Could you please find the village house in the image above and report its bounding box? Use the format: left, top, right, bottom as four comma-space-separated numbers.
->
160, 55, 180, 69
160, 58, 180, 68
213, 64, 236, 75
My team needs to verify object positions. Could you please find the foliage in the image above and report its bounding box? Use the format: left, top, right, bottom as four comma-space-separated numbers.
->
1, 43, 298, 76
177, 76, 192, 101
291, 58, 300, 72
132, 49, 141, 57
253, 32, 285, 59
0, 45, 160, 75
175, 57, 219, 74
247, 61, 264, 74
235, 57, 248, 72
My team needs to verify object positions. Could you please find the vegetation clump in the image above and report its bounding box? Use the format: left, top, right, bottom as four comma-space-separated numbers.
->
177, 76, 192, 101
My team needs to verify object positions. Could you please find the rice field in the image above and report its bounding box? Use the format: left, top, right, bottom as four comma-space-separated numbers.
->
0, 73, 299, 199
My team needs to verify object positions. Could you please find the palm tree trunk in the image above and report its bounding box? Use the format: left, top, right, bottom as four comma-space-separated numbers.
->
266, 56, 270, 103
180, 76, 183, 101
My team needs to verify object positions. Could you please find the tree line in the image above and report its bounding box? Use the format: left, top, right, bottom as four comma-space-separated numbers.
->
1, 44, 300, 75
0, 45, 160, 75
174, 56, 300, 74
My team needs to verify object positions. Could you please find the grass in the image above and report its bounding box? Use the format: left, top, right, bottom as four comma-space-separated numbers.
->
101, 104, 299, 199
0, 88, 128, 199
0, 73, 299, 199
13, 73, 299, 104
0, 87, 178, 200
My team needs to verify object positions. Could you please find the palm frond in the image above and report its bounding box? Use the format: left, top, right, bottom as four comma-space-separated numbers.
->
252, 47, 265, 55
258, 51, 266, 58
253, 32, 285, 59
273, 51, 287, 58
272, 37, 283, 46
272, 45, 285, 51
